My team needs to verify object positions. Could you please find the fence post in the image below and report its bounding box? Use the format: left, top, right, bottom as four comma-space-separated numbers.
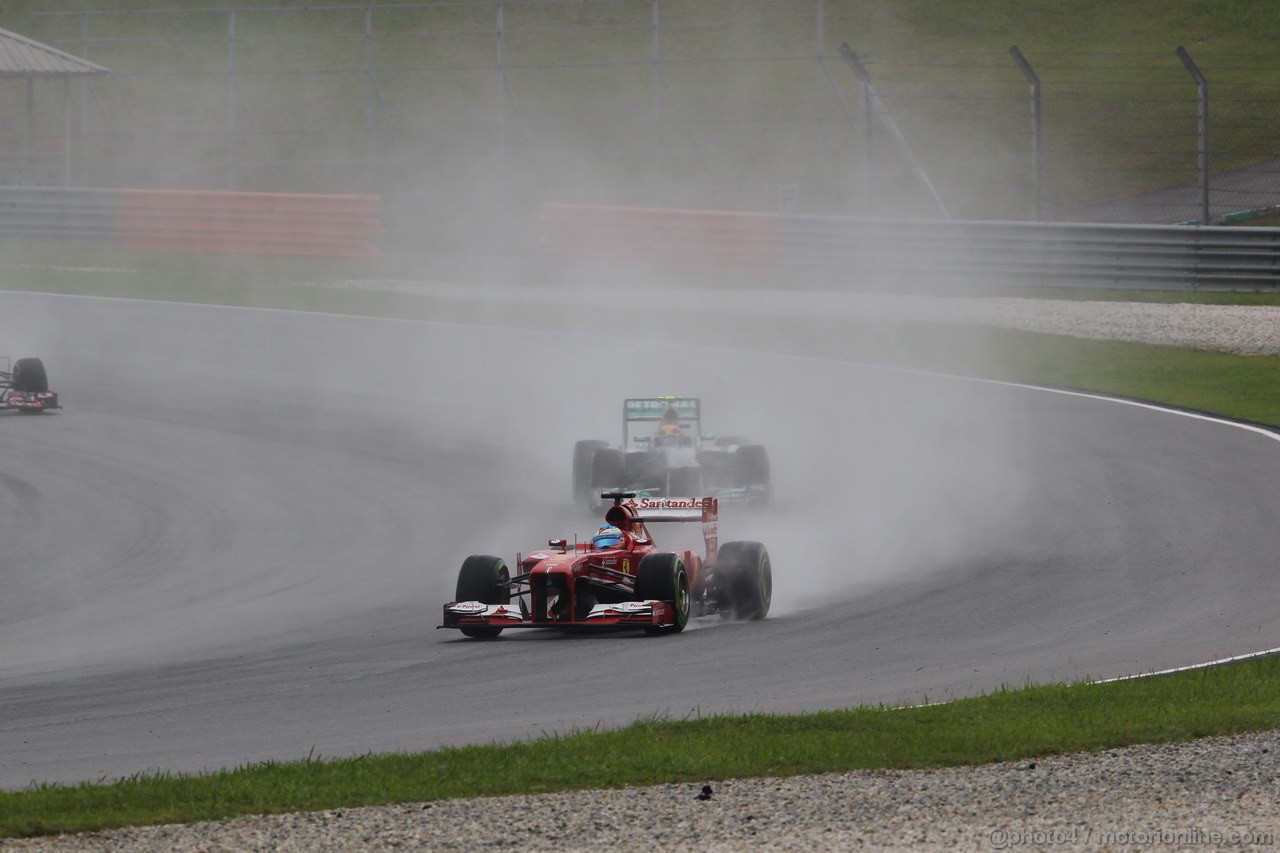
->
227, 9, 237, 189
80, 12, 90, 181
815, 0, 824, 157
650, 0, 661, 197
496, 2, 511, 261
1176, 46, 1209, 225
364, 7, 375, 134
839, 43, 950, 218
1009, 46, 1042, 221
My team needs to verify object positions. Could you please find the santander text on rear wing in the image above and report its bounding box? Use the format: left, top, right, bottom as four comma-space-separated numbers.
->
611, 494, 719, 563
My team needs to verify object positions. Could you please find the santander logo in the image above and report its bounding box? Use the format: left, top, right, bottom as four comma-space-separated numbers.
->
625, 497, 707, 509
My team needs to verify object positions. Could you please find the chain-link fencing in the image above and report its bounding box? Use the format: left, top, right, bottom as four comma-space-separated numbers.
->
2, 1, 1279, 256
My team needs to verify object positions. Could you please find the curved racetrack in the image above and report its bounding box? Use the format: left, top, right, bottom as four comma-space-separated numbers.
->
2, 290, 1279, 790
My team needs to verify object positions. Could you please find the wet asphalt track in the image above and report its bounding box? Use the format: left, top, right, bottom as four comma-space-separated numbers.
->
2, 291, 1279, 789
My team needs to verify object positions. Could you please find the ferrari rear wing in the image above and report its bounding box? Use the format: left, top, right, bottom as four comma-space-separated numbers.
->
601, 492, 719, 562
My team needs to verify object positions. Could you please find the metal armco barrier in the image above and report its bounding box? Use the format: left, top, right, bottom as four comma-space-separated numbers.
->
0, 187, 380, 257
541, 204, 1280, 290
539, 204, 779, 272
0, 187, 122, 240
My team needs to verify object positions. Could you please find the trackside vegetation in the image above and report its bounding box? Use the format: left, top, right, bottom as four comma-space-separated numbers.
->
3, 654, 1280, 838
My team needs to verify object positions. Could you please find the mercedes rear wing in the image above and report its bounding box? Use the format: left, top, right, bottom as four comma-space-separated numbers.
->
623, 396, 701, 446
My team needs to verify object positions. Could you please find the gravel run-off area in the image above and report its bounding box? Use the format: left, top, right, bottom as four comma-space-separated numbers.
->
313, 282, 1280, 356
4, 730, 1278, 851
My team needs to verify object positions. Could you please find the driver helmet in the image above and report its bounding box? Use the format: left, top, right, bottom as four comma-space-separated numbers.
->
592, 525, 624, 550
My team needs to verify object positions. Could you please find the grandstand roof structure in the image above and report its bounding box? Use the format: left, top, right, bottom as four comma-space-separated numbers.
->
0, 27, 108, 185
0, 26, 108, 77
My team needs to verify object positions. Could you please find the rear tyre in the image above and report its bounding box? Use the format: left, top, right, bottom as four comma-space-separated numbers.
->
734, 445, 770, 487
12, 358, 48, 394
715, 541, 772, 621
634, 552, 690, 635
573, 440, 608, 503
455, 555, 511, 639
734, 444, 771, 507
589, 447, 625, 494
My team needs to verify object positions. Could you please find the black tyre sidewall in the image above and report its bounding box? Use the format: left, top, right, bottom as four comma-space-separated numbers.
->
716, 541, 771, 620
635, 552, 690, 633
12, 358, 49, 394
573, 440, 608, 502
456, 555, 510, 638
734, 445, 770, 487
590, 447, 625, 489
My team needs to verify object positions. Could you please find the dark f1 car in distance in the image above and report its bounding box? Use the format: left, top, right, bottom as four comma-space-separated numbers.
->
440, 493, 772, 638
1, 357, 59, 414
572, 396, 770, 511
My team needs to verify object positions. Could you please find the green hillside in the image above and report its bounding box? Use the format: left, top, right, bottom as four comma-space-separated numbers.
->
2, 0, 1279, 242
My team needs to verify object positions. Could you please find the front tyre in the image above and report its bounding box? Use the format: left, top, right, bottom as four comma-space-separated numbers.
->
715, 541, 772, 621
634, 552, 690, 635
455, 555, 511, 639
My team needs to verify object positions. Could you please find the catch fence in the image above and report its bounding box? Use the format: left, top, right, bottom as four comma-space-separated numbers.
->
2, 2, 1280, 256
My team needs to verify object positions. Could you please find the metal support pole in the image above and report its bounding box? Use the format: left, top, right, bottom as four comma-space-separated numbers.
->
815, 0, 824, 156
1176, 46, 1210, 225
63, 78, 72, 186
227, 10, 237, 189
80, 13, 90, 161
816, 54, 864, 214
839, 43, 950, 218
497, 2, 509, 258
364, 7, 375, 134
1009, 45, 1042, 221
25, 78, 33, 155
650, 0, 661, 196
860, 80, 873, 213
651, 0, 660, 116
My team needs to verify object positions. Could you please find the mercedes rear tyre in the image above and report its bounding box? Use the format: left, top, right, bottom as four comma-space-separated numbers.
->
634, 552, 691, 635
734, 445, 770, 488
715, 540, 772, 621
455, 555, 511, 639
589, 447, 625, 493
573, 440, 609, 504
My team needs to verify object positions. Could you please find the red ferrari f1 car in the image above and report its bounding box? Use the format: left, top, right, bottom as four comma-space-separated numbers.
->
440, 492, 772, 638
1, 357, 59, 414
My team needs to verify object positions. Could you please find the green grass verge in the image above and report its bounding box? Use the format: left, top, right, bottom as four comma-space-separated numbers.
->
4, 655, 1279, 838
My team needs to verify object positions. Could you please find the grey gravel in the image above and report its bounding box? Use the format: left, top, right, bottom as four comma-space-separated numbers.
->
5, 730, 1278, 851
310, 280, 1280, 356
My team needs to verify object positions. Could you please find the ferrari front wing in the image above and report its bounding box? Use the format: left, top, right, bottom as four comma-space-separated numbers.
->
440, 599, 678, 631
